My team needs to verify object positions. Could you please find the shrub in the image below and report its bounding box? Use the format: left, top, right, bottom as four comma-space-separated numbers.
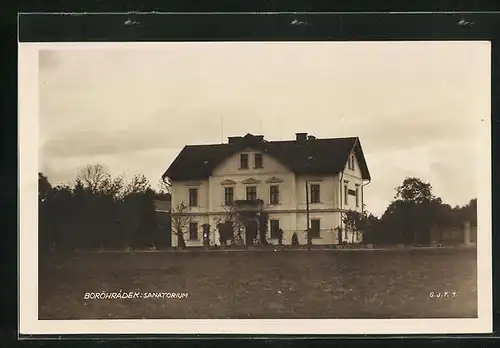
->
291, 232, 299, 246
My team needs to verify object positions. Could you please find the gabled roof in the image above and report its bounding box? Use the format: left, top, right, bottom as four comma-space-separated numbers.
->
163, 133, 370, 181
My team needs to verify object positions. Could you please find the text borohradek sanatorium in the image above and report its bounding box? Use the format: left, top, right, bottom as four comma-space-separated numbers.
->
84, 291, 189, 300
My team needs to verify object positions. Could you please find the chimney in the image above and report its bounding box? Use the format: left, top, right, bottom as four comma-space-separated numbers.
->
296, 133, 307, 142
228, 136, 243, 144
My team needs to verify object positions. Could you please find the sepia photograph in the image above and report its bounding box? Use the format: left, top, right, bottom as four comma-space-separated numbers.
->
19, 40, 491, 335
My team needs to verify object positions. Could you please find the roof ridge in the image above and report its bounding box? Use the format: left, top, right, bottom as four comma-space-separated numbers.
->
268, 136, 358, 144
185, 143, 229, 148
185, 136, 358, 147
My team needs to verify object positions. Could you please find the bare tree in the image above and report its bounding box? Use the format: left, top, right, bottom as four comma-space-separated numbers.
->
171, 202, 191, 248
215, 203, 246, 245
76, 164, 110, 193
158, 177, 172, 195
76, 164, 128, 200
124, 174, 150, 197
103, 175, 126, 200
342, 209, 370, 244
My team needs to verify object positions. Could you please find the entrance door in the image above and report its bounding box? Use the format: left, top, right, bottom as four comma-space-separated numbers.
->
202, 224, 210, 246
245, 220, 258, 245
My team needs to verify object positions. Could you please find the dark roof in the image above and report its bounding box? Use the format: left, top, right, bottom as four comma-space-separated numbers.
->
163, 133, 370, 181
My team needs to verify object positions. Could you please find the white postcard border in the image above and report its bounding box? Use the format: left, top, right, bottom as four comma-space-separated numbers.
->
18, 41, 492, 335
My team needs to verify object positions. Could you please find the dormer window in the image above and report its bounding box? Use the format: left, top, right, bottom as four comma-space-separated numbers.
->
240, 154, 249, 169
348, 153, 355, 170
254, 153, 263, 168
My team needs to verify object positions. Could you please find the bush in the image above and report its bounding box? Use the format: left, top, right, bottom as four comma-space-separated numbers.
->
291, 232, 299, 246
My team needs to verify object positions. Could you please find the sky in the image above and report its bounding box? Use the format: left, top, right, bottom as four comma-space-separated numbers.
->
38, 41, 490, 217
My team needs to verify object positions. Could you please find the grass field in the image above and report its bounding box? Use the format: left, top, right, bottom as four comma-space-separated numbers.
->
38, 247, 477, 319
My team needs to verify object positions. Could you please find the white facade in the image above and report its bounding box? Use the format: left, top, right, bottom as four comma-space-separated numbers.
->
171, 148, 366, 247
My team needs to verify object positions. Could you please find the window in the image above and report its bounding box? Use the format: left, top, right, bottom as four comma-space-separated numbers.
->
355, 185, 360, 207
224, 187, 234, 206
189, 222, 198, 240
344, 184, 348, 205
240, 154, 249, 169
348, 153, 355, 170
189, 188, 198, 207
270, 219, 280, 239
270, 185, 280, 204
310, 219, 320, 238
310, 184, 320, 203
254, 153, 263, 168
246, 186, 257, 201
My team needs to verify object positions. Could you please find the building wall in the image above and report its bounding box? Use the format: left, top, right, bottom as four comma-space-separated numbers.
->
344, 150, 364, 177
294, 211, 342, 245
170, 147, 366, 247
172, 211, 363, 247
295, 175, 340, 211
170, 181, 209, 247
212, 147, 291, 176
264, 211, 362, 245
170, 180, 210, 214
341, 151, 364, 213
210, 148, 295, 211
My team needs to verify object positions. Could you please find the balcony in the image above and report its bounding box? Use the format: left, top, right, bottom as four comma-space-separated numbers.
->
234, 199, 264, 214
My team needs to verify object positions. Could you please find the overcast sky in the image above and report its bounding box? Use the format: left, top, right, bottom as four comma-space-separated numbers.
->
38, 42, 489, 216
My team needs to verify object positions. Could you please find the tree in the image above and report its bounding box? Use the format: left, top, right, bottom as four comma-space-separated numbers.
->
171, 202, 191, 248
460, 198, 477, 226
131, 188, 158, 248
74, 165, 119, 249
157, 177, 172, 195
76, 164, 110, 194
118, 174, 153, 249
342, 210, 368, 243
103, 175, 126, 200
382, 177, 442, 245
43, 183, 75, 250
341, 206, 381, 244
39, 173, 54, 251
214, 203, 246, 245
38, 172, 52, 203
395, 177, 435, 204
381, 200, 415, 244
38, 167, 165, 251
124, 174, 150, 197
258, 212, 269, 244
362, 212, 382, 244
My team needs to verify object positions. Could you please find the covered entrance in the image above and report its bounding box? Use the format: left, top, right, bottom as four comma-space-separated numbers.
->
244, 219, 258, 245
213, 199, 269, 247
235, 199, 266, 246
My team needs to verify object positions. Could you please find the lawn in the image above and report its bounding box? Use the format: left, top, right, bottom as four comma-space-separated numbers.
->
38, 247, 477, 319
